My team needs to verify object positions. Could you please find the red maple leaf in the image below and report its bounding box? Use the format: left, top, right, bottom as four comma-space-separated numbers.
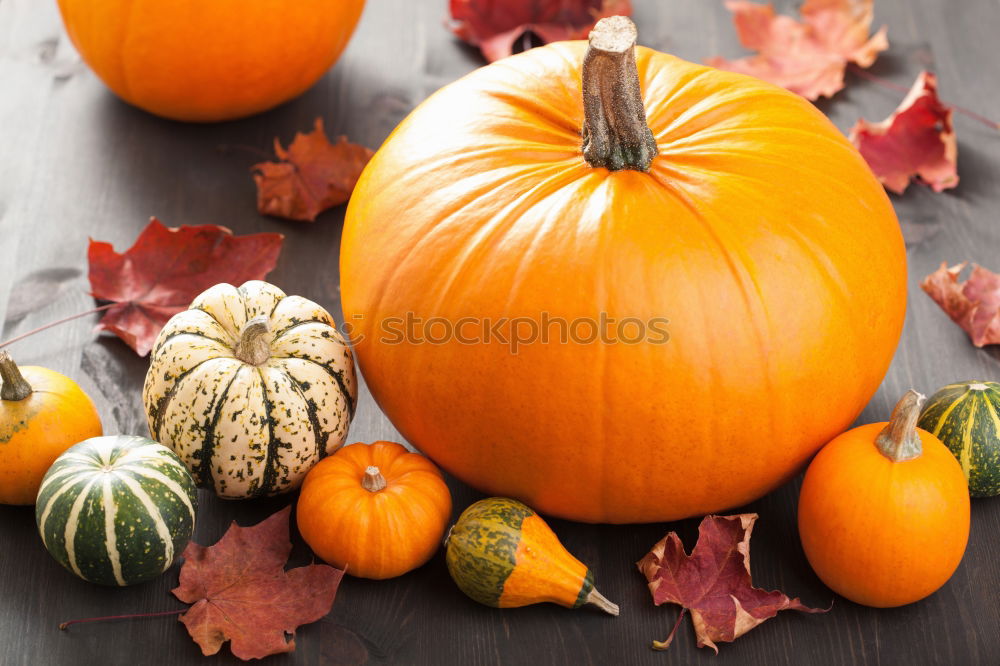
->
173, 507, 344, 660
88, 217, 283, 356
707, 0, 888, 100
448, 0, 632, 62
921, 262, 1000, 347
849, 71, 958, 194
637, 514, 827, 653
253, 118, 373, 222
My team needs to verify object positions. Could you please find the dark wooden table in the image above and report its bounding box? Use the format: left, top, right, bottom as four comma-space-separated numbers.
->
2, 1, 999, 664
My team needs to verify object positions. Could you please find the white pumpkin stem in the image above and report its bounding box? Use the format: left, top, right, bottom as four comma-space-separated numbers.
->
362, 466, 387, 492
0, 351, 32, 401
233, 316, 272, 366
581, 16, 658, 172
585, 587, 620, 616
876, 390, 926, 462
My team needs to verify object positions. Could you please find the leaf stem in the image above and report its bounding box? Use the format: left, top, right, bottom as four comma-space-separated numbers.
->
848, 64, 999, 130
652, 607, 687, 650
0, 303, 115, 350
59, 608, 184, 630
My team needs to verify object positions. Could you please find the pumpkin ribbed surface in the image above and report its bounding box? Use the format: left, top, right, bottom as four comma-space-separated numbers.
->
341, 40, 906, 523
35, 435, 198, 586
143, 281, 357, 499
919, 381, 1000, 497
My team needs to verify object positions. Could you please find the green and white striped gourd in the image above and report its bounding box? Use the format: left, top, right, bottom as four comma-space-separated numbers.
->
918, 381, 1000, 497
143, 280, 357, 499
35, 435, 198, 586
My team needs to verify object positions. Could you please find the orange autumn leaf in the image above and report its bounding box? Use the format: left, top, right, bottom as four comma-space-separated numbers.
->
921, 263, 1000, 347
637, 514, 827, 652
707, 0, 887, 100
849, 71, 958, 194
173, 507, 345, 660
448, 0, 632, 62
253, 118, 373, 222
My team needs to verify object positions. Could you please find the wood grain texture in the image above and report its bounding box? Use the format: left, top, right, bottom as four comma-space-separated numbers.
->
1, 0, 998, 664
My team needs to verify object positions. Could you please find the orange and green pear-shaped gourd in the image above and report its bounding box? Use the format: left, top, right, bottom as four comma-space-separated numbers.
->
445, 497, 618, 615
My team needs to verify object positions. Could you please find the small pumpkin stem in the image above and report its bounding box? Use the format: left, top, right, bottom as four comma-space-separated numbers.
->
581, 16, 658, 172
362, 465, 387, 492
585, 587, 620, 616
233, 316, 271, 366
875, 390, 926, 462
0, 351, 32, 401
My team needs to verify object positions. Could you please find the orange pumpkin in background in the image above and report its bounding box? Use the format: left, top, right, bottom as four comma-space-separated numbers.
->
57, 0, 366, 122
340, 17, 907, 523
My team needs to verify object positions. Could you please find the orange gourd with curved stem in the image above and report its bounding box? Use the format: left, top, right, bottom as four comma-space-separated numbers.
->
340, 17, 906, 523
445, 497, 618, 615
798, 391, 970, 607
0, 352, 102, 505
296, 441, 452, 580
56, 0, 366, 122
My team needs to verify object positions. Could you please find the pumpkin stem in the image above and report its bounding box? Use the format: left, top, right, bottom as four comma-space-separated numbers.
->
362, 465, 387, 492
0, 351, 32, 401
585, 587, 620, 616
233, 316, 272, 366
581, 16, 658, 172
875, 390, 926, 462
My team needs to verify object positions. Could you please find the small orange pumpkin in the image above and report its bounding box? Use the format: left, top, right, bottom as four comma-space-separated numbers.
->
798, 390, 970, 607
56, 0, 366, 122
0, 351, 103, 505
297, 441, 452, 580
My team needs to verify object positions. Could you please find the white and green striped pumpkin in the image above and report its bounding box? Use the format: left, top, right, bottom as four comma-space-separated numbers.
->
142, 280, 357, 499
35, 435, 198, 586
918, 381, 1000, 497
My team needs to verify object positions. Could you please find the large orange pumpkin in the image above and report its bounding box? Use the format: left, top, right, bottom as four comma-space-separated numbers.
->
57, 0, 366, 122
340, 17, 906, 523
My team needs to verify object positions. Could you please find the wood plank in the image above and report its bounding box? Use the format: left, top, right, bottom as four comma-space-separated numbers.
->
1, 0, 998, 664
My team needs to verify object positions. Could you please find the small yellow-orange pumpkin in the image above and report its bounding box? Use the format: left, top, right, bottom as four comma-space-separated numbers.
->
798, 390, 970, 607
0, 351, 102, 505
56, 0, 366, 122
297, 441, 452, 580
